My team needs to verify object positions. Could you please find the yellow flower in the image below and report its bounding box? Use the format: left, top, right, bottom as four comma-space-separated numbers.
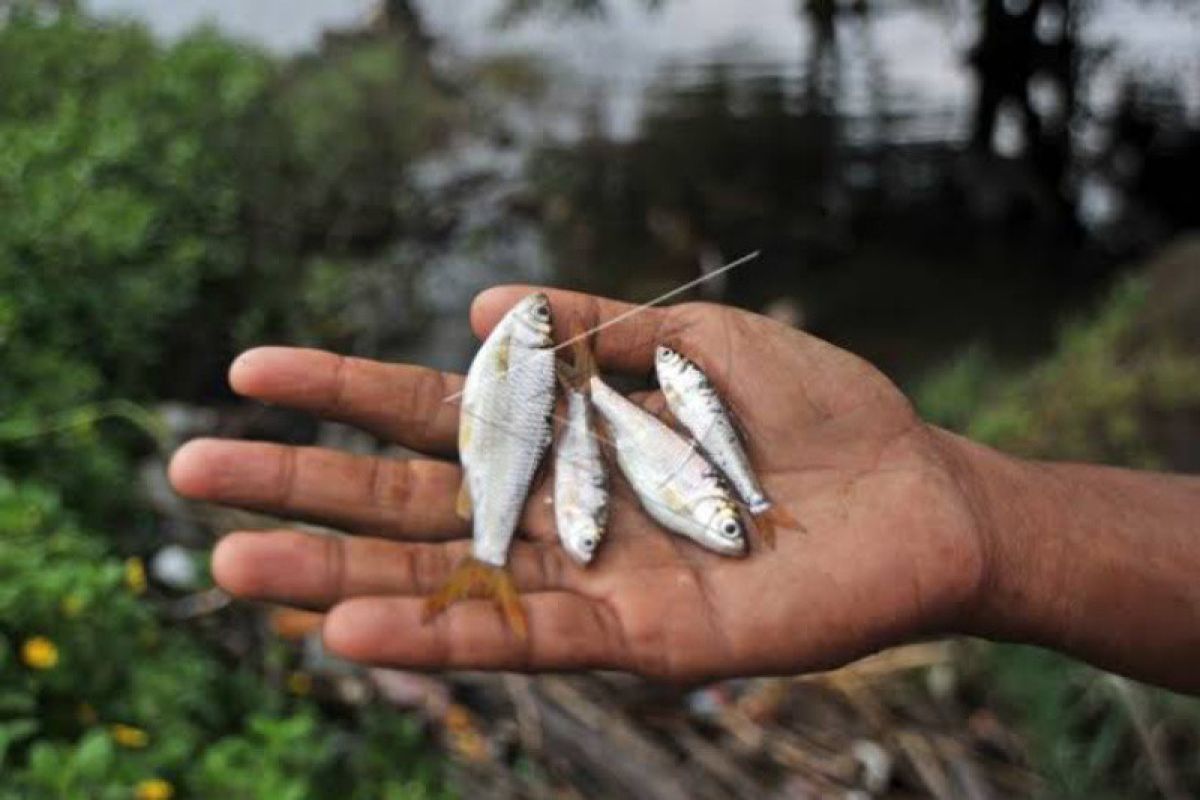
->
125, 557, 147, 594
450, 730, 489, 763
110, 724, 149, 749
286, 671, 313, 696
134, 778, 174, 800
21, 636, 59, 670
443, 703, 473, 734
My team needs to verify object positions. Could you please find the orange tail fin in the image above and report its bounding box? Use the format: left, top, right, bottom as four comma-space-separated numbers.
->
422, 557, 528, 640
754, 503, 804, 549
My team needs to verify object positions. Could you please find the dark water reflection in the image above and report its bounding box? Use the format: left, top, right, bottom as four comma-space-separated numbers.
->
511, 1, 1200, 382
89, 0, 1200, 382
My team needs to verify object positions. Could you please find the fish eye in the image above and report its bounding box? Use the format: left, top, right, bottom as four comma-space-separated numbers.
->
582, 537, 595, 550
533, 304, 550, 321
720, 519, 741, 538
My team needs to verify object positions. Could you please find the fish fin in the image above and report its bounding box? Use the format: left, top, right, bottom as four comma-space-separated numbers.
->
557, 317, 596, 391
570, 317, 596, 382
749, 512, 775, 550
754, 503, 804, 548
495, 334, 511, 375
555, 362, 576, 392
455, 478, 473, 520
422, 557, 528, 640
491, 569, 529, 640
660, 485, 686, 514
458, 411, 473, 454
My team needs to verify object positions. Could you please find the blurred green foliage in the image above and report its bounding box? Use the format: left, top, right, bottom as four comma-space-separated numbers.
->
0, 477, 449, 798
915, 278, 1200, 469
0, 8, 451, 798
0, 11, 271, 520
915, 272, 1200, 798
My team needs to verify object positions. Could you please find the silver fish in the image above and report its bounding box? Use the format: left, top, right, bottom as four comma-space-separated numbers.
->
589, 375, 746, 556
654, 345, 796, 546
424, 292, 557, 638
553, 333, 609, 565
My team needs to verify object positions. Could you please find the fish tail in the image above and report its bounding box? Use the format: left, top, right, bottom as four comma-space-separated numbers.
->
422, 556, 529, 640
556, 317, 596, 392
754, 502, 804, 548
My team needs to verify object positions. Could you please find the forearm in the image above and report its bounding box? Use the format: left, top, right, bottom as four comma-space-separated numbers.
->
942, 429, 1200, 693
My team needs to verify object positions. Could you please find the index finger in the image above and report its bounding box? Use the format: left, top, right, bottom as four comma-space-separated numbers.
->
230, 348, 462, 457
471, 286, 669, 374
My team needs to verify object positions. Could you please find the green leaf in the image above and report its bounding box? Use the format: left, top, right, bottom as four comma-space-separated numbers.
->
0, 719, 39, 765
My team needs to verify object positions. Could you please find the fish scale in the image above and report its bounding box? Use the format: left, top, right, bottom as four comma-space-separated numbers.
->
462, 346, 556, 565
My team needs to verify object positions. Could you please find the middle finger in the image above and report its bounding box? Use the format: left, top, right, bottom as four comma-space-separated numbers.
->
170, 438, 470, 540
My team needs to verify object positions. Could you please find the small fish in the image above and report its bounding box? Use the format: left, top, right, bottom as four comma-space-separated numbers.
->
654, 345, 798, 547
589, 375, 746, 556
553, 327, 609, 565
423, 292, 558, 638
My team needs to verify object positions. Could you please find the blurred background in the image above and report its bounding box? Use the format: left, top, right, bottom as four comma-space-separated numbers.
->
1, 0, 1198, 797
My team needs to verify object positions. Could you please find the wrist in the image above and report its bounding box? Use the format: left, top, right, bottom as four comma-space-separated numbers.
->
930, 426, 1200, 691
924, 427, 1063, 644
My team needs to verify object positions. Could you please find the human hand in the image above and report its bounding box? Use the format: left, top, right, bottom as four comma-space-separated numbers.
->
169, 286, 987, 682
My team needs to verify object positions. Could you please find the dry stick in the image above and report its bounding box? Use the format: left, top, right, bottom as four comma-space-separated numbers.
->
503, 674, 544, 754
1107, 675, 1189, 800
671, 727, 766, 798
538, 677, 696, 800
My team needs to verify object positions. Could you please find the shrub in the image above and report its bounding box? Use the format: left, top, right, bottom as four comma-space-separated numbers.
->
0, 10, 451, 797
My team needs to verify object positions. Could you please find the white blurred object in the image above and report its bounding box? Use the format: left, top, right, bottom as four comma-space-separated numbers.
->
763, 297, 805, 329
370, 669, 450, 711
697, 246, 729, 300
926, 661, 958, 703
150, 545, 200, 589
851, 738, 894, 795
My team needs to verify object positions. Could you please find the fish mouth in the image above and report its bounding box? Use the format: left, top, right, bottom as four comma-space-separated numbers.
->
562, 535, 598, 565
564, 546, 595, 566
516, 292, 554, 339
709, 536, 747, 556
702, 519, 747, 556
527, 292, 552, 321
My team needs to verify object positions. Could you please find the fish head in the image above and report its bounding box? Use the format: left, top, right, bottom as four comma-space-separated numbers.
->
691, 496, 747, 556
508, 292, 554, 348
655, 345, 705, 391
654, 345, 689, 382
655, 345, 682, 366
562, 520, 603, 565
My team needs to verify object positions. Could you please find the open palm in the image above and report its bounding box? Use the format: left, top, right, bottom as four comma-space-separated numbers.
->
170, 286, 985, 682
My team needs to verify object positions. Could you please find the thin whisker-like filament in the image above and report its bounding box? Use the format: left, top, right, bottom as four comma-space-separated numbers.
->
441, 250, 760, 404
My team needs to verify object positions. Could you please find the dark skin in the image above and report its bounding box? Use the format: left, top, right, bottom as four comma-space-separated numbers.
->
169, 286, 1200, 692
